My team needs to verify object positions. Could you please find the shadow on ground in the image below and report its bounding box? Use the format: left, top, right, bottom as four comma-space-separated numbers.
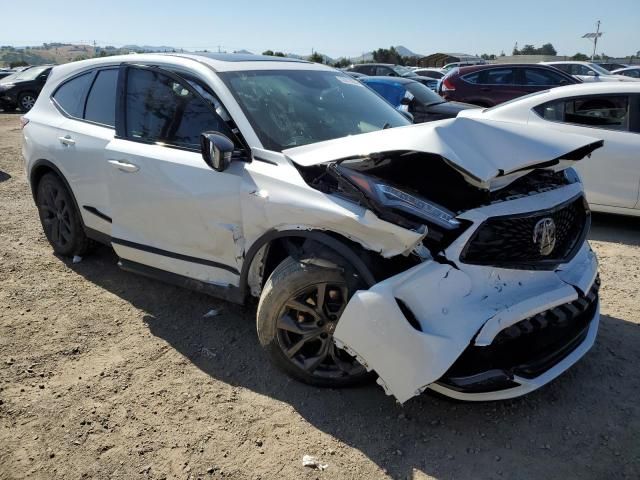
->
0, 170, 11, 182
590, 212, 640, 247
67, 242, 640, 479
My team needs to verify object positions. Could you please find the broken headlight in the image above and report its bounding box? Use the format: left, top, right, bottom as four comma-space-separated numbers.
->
336, 166, 460, 230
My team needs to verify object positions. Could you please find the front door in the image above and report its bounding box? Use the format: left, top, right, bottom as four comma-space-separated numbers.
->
106, 64, 245, 286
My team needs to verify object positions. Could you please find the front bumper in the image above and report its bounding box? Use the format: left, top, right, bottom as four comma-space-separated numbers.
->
333, 183, 600, 403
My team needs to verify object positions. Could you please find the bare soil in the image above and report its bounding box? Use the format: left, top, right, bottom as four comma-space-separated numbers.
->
0, 112, 639, 479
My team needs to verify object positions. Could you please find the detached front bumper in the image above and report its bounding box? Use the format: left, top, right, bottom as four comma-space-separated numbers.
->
334, 183, 600, 403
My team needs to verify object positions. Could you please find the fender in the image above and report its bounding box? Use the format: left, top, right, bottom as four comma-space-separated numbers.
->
239, 229, 377, 300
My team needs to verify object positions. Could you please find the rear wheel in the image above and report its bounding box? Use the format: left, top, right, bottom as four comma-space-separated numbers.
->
18, 92, 37, 112
257, 255, 372, 387
36, 173, 92, 257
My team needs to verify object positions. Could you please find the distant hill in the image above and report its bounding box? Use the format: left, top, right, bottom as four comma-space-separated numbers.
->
122, 45, 177, 52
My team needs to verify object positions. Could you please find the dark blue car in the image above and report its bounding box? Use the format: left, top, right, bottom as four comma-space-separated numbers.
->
361, 76, 478, 123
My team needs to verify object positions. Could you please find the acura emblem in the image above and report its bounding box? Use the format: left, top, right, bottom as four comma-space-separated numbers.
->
533, 218, 556, 256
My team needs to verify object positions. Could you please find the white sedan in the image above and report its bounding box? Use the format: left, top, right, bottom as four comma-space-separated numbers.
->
461, 83, 640, 216
541, 61, 638, 83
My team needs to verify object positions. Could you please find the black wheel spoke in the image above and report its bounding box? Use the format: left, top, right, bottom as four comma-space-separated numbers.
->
277, 313, 312, 335
51, 220, 60, 243
302, 340, 331, 373
285, 299, 320, 320
329, 343, 356, 374
315, 282, 327, 312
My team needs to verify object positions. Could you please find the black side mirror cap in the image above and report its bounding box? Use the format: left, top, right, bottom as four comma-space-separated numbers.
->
201, 132, 234, 172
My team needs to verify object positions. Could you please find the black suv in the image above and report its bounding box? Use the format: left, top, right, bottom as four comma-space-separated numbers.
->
347, 63, 438, 89
0, 65, 53, 112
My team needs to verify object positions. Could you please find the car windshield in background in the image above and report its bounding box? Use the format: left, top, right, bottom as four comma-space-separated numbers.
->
392, 65, 416, 77
588, 63, 612, 76
405, 82, 443, 106
3, 66, 49, 82
220, 70, 410, 151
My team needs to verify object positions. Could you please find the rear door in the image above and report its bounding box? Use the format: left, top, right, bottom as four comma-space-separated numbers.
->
106, 64, 245, 285
531, 93, 640, 209
52, 67, 118, 233
477, 67, 518, 104
517, 67, 572, 94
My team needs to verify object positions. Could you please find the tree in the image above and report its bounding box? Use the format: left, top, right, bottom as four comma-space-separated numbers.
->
539, 43, 557, 55
9, 60, 28, 68
372, 46, 401, 65
333, 57, 350, 68
481, 53, 496, 60
308, 52, 324, 63
273, 51, 285, 57
520, 44, 537, 55
262, 50, 274, 56
571, 52, 589, 61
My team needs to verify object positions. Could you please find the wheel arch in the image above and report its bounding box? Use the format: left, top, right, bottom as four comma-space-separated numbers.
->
29, 160, 83, 224
239, 230, 378, 301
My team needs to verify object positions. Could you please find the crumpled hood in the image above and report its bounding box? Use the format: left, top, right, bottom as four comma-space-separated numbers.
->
283, 117, 603, 188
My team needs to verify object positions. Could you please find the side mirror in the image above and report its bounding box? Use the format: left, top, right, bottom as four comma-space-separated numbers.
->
201, 132, 234, 172
586, 70, 597, 76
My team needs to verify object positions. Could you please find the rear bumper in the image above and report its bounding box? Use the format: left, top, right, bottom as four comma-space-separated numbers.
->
334, 184, 600, 403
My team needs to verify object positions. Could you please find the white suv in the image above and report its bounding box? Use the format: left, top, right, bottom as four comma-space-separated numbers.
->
23, 53, 601, 403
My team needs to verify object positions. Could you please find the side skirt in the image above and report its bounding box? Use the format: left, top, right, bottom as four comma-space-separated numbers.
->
118, 259, 244, 304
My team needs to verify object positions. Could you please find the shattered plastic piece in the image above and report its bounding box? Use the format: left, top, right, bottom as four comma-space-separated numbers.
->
203, 309, 220, 318
72, 255, 82, 264
302, 455, 328, 471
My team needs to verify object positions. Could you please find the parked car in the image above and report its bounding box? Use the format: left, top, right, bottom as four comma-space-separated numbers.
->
611, 67, 640, 79
413, 68, 444, 79
0, 69, 15, 80
439, 63, 579, 107
541, 61, 638, 83
346, 63, 436, 89
362, 76, 477, 122
0, 65, 53, 112
23, 53, 601, 403
596, 62, 629, 72
465, 83, 640, 216
442, 61, 485, 72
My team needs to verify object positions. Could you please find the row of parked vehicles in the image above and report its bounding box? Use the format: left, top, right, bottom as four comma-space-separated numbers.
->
18, 52, 638, 405
0, 65, 54, 112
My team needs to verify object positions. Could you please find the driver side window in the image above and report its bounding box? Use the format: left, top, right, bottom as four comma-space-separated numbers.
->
123, 67, 234, 150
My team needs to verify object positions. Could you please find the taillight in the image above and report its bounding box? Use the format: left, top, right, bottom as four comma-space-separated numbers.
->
441, 77, 456, 92
20, 116, 29, 129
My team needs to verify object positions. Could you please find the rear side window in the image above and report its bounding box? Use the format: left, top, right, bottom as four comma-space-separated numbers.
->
522, 68, 567, 86
52, 72, 93, 118
85, 69, 118, 127
462, 72, 480, 84
484, 68, 514, 85
124, 67, 233, 149
535, 95, 630, 131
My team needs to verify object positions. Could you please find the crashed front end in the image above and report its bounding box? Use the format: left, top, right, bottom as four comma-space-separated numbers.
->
286, 117, 603, 404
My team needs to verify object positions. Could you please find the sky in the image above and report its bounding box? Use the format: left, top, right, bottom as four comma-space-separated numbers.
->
1, 0, 639, 58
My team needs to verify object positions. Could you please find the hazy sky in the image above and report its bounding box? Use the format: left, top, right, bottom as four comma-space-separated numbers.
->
2, 0, 639, 58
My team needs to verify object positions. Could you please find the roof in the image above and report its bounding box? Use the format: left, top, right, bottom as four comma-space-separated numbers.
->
184, 52, 309, 64
361, 76, 417, 85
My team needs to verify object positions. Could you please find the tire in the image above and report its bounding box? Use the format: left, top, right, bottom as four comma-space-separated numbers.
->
18, 92, 37, 112
257, 254, 374, 387
36, 173, 93, 257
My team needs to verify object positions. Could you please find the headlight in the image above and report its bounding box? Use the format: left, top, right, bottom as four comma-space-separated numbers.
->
0, 84, 14, 91
336, 166, 460, 230
564, 167, 582, 184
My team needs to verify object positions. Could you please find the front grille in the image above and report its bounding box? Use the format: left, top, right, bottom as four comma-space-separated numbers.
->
441, 276, 600, 386
460, 195, 589, 269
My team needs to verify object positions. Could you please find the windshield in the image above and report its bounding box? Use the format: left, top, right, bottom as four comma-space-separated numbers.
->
219, 70, 410, 152
405, 81, 443, 106
588, 63, 612, 76
2, 66, 50, 83
392, 65, 416, 77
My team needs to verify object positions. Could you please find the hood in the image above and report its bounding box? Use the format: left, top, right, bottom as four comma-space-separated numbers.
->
418, 100, 479, 118
284, 117, 603, 188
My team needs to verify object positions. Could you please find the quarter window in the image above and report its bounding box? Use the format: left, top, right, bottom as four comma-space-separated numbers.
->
535, 95, 630, 131
522, 68, 566, 86
85, 69, 118, 127
124, 68, 233, 149
52, 72, 94, 118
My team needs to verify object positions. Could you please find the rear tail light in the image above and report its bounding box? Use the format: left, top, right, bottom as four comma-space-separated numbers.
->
20, 116, 29, 129
441, 77, 456, 92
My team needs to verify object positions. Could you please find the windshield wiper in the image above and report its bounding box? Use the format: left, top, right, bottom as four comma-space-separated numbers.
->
382, 122, 392, 129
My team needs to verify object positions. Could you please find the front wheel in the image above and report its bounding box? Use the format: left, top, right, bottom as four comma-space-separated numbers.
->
257, 255, 373, 387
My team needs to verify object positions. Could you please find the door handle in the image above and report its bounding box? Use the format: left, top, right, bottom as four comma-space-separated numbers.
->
108, 159, 139, 173
58, 135, 76, 146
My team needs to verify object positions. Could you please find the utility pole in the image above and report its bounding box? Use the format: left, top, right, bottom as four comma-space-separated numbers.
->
582, 21, 603, 61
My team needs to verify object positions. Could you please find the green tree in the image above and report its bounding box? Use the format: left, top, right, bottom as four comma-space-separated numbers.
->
571, 52, 589, 61
372, 46, 401, 65
262, 50, 274, 56
273, 51, 285, 57
333, 57, 350, 68
308, 52, 324, 63
539, 43, 557, 55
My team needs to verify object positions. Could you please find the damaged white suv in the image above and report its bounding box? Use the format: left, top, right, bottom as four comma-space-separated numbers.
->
23, 54, 602, 403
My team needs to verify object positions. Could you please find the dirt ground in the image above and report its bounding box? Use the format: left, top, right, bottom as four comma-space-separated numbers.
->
0, 111, 639, 480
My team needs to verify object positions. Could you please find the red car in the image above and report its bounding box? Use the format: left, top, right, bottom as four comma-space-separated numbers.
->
439, 64, 579, 107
